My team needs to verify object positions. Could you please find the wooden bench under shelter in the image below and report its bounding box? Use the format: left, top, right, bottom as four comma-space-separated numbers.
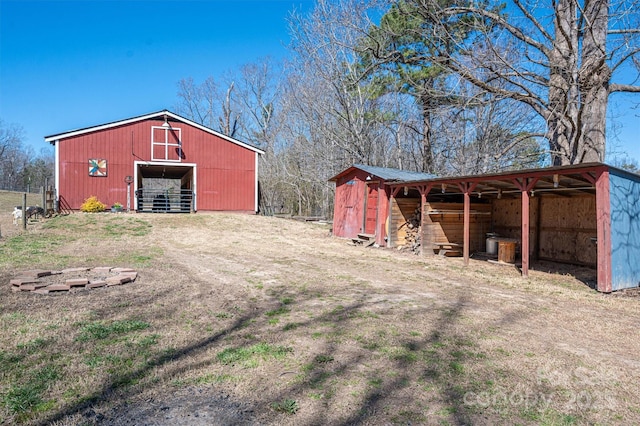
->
433, 242, 462, 257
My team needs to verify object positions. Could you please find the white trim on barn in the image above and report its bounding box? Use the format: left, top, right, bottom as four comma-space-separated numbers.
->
133, 160, 198, 212
255, 152, 260, 213
44, 110, 265, 156
54, 140, 60, 201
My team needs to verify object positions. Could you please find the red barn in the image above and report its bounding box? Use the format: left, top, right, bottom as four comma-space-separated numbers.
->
45, 110, 264, 213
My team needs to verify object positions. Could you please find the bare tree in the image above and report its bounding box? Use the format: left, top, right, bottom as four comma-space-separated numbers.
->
392, 0, 640, 165
175, 76, 239, 137
0, 120, 53, 192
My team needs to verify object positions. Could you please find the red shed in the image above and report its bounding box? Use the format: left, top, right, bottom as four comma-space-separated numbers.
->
329, 165, 434, 246
44, 110, 264, 213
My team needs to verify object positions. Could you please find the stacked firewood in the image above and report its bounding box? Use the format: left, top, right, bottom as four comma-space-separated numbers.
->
399, 207, 422, 254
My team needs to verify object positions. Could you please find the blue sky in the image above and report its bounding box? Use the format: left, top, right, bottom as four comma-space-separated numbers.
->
1, 0, 639, 162
0, 0, 311, 154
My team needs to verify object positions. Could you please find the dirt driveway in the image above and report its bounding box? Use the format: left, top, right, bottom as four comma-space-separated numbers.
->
1, 212, 639, 425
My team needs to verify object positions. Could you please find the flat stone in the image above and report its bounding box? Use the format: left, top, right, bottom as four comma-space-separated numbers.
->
111, 267, 136, 273
118, 271, 138, 281
87, 280, 107, 289
18, 269, 52, 279
105, 275, 132, 286
20, 283, 49, 291
66, 278, 89, 287
33, 289, 50, 295
60, 267, 90, 274
45, 284, 70, 291
91, 267, 112, 273
10, 278, 41, 286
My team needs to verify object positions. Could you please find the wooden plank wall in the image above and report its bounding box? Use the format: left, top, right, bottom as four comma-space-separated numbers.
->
423, 202, 491, 253
389, 197, 421, 247
538, 195, 597, 266
493, 195, 596, 266
492, 198, 539, 257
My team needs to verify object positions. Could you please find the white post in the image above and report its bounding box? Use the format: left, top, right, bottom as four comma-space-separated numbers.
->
127, 182, 131, 212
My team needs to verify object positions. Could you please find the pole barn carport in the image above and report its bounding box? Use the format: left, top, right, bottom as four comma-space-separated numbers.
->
332, 163, 640, 293
389, 163, 640, 293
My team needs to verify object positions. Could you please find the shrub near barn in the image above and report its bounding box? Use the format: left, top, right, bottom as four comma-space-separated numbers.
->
80, 196, 107, 213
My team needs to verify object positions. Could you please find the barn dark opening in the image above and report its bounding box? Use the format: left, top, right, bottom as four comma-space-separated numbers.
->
136, 165, 194, 213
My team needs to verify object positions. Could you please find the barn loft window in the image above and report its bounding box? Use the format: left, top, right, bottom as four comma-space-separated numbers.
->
151, 125, 182, 162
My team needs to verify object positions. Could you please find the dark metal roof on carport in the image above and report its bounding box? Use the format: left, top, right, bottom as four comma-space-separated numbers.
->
384, 162, 639, 198
329, 164, 435, 182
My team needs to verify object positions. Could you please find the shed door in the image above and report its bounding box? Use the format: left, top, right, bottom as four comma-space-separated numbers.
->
364, 183, 379, 235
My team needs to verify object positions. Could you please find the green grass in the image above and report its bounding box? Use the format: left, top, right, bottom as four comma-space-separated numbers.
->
1, 364, 62, 419
265, 306, 290, 317
102, 217, 152, 237
41, 214, 152, 238
76, 320, 151, 342
114, 247, 163, 267
193, 373, 239, 385
216, 343, 293, 367
270, 398, 299, 415
283, 322, 300, 331
16, 338, 49, 354
0, 233, 71, 267
1, 213, 159, 269
313, 354, 334, 364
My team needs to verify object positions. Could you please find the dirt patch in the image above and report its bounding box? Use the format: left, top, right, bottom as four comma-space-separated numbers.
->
1, 212, 639, 425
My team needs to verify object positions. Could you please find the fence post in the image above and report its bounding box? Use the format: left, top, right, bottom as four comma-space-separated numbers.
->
22, 193, 27, 230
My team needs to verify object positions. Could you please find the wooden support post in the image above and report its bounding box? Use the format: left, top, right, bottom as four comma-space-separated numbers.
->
457, 181, 477, 266
521, 187, 530, 277
463, 190, 471, 265
512, 177, 538, 278
595, 170, 612, 292
388, 187, 401, 249
418, 184, 431, 256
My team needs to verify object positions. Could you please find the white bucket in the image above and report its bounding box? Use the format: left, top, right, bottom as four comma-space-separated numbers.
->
486, 237, 498, 255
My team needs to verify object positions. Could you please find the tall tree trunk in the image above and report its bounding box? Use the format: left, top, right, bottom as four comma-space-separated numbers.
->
420, 87, 434, 173
577, 0, 609, 163
548, 0, 579, 165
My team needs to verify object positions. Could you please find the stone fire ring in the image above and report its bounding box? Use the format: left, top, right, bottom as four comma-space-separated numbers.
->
9, 267, 138, 294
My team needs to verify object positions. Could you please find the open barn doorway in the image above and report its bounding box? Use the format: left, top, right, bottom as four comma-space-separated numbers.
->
134, 162, 196, 213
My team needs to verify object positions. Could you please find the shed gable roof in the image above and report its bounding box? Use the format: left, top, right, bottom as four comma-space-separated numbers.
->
329, 164, 435, 182
44, 110, 265, 155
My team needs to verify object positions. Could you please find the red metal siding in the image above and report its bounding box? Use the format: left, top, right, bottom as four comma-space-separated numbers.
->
57, 118, 257, 211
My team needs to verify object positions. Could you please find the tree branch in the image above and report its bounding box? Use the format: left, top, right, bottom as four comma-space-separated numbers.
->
609, 83, 640, 93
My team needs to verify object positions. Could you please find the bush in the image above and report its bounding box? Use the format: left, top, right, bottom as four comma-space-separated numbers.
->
80, 196, 107, 213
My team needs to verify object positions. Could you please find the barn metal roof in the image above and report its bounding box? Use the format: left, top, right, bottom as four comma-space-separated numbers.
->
44, 110, 265, 155
328, 164, 435, 182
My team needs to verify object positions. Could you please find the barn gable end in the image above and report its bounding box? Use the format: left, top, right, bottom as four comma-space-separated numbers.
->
45, 110, 264, 213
